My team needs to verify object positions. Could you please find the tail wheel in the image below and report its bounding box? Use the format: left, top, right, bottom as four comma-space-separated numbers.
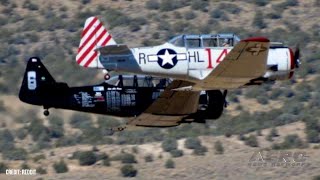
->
104, 74, 110, 80
206, 90, 224, 119
43, 109, 50, 116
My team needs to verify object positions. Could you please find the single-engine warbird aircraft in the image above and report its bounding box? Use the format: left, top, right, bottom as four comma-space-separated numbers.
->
19, 16, 300, 129
76, 16, 300, 89
19, 57, 212, 129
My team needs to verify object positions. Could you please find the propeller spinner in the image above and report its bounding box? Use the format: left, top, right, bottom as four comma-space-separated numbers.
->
294, 45, 301, 68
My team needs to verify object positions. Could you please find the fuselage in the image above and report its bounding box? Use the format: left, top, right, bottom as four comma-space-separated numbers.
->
99, 34, 294, 84
76, 18, 296, 87
19, 57, 170, 117
100, 43, 232, 81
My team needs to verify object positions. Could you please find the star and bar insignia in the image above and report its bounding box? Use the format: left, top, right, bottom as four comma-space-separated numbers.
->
147, 48, 187, 69
246, 44, 267, 56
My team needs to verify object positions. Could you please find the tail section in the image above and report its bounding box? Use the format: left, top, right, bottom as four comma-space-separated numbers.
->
76, 16, 116, 68
19, 57, 57, 106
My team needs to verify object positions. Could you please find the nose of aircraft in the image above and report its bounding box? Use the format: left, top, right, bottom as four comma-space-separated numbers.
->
293, 46, 301, 68
288, 46, 300, 79
288, 46, 301, 70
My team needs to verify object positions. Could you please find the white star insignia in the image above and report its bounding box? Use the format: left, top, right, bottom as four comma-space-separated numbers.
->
158, 50, 176, 66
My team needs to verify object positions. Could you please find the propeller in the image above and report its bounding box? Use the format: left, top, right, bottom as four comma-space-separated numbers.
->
294, 45, 301, 68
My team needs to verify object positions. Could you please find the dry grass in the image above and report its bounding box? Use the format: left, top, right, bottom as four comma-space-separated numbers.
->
1, 121, 319, 180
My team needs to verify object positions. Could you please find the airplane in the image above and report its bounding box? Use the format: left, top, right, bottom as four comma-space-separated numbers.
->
19, 16, 300, 129
20, 57, 211, 130
76, 17, 300, 91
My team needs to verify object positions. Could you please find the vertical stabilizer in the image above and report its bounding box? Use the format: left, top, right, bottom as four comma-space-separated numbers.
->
76, 16, 116, 68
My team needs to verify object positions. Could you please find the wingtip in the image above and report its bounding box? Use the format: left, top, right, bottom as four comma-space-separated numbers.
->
241, 37, 270, 42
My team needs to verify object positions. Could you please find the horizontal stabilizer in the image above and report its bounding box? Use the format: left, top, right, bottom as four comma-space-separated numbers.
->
97, 45, 131, 55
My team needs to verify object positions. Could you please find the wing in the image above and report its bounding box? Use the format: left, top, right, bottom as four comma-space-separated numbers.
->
127, 80, 200, 127
197, 37, 270, 89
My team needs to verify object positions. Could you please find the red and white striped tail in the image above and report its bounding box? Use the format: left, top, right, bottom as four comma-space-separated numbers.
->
76, 16, 116, 68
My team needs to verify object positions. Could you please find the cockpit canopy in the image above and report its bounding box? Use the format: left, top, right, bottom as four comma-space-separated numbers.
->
106, 75, 171, 88
168, 34, 240, 48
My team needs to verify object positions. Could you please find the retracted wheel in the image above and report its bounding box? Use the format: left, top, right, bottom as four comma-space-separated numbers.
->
206, 90, 224, 119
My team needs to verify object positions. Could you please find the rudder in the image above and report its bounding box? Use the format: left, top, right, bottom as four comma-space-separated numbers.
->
19, 57, 56, 105
76, 16, 116, 68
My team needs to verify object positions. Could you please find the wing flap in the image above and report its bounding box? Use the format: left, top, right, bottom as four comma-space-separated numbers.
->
145, 80, 199, 115
127, 80, 200, 127
127, 113, 182, 127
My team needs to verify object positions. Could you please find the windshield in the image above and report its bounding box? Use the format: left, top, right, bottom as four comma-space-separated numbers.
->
168, 35, 185, 47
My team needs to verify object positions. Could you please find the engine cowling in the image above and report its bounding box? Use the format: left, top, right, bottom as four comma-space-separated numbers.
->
264, 46, 295, 80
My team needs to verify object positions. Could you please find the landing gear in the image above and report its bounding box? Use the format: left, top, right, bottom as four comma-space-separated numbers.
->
110, 126, 127, 133
223, 90, 228, 108
117, 126, 126, 131
43, 109, 50, 116
195, 89, 229, 120
206, 90, 225, 119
